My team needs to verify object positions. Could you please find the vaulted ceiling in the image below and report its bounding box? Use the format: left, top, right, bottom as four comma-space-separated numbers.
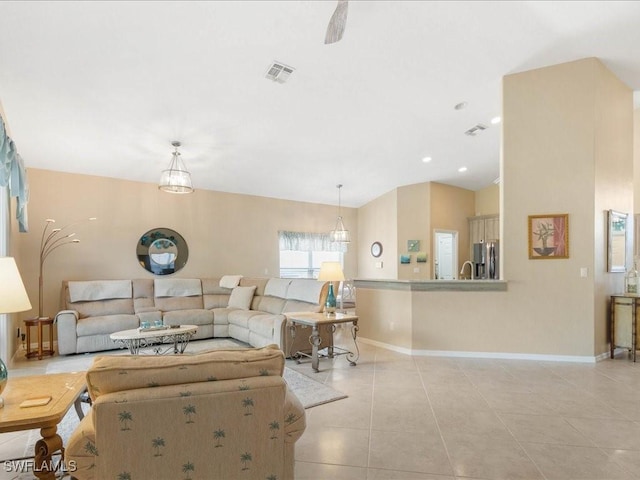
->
1, 1, 640, 207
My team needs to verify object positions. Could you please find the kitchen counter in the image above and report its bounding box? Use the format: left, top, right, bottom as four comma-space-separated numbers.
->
354, 278, 507, 292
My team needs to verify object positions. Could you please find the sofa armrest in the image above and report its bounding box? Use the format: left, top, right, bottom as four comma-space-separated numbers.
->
55, 310, 79, 355
283, 388, 306, 443
65, 410, 97, 480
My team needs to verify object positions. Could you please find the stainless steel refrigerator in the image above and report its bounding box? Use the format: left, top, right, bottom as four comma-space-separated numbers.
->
473, 240, 499, 279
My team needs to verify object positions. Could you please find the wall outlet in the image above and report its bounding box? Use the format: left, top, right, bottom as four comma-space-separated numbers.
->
375, 261, 383, 269
389, 322, 395, 331
413, 267, 420, 273
580, 267, 588, 278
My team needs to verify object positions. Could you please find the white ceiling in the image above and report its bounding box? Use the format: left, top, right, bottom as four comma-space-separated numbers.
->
1, 1, 640, 208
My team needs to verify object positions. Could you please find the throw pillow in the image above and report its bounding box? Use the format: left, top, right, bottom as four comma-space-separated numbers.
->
228, 285, 256, 310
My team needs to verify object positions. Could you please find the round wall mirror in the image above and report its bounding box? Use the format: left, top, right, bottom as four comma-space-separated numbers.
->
137, 228, 188, 275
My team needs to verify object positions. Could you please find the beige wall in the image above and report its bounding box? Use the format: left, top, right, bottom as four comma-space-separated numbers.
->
9, 169, 357, 349
475, 184, 499, 216
358, 58, 633, 359
397, 182, 431, 280
357, 188, 397, 280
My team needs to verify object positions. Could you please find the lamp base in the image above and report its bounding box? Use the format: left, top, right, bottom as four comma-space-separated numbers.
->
0, 357, 6, 408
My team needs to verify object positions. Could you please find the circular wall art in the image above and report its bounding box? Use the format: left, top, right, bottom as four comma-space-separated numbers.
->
137, 228, 188, 275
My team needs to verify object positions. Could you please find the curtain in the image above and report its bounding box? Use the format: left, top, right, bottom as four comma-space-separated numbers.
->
278, 231, 347, 253
0, 117, 29, 232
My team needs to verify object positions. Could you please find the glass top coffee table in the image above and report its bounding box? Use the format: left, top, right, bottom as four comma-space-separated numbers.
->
110, 324, 198, 355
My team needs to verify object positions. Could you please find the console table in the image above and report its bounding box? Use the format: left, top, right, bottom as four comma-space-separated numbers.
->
287, 312, 359, 372
610, 294, 639, 362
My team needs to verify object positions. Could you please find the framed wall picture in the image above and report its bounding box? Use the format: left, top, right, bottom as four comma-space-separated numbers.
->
528, 214, 569, 259
407, 240, 420, 252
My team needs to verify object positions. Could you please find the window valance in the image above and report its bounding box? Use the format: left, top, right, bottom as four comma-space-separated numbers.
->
278, 231, 347, 253
0, 117, 29, 232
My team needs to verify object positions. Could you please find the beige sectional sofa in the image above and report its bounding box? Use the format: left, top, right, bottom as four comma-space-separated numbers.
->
55, 276, 330, 356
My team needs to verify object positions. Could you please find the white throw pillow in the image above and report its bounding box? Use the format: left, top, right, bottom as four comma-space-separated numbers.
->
220, 275, 243, 289
228, 286, 256, 310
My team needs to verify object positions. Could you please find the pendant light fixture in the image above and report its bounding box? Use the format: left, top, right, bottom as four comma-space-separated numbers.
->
159, 141, 194, 194
329, 184, 350, 243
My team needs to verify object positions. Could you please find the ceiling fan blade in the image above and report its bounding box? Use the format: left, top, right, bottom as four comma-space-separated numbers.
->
325, 0, 349, 45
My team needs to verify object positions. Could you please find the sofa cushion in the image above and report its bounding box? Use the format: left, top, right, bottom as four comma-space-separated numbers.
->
228, 286, 256, 310
162, 309, 213, 326
287, 279, 326, 304
239, 277, 270, 296
256, 295, 286, 315
76, 314, 139, 337
211, 307, 232, 325
154, 278, 202, 297
73, 299, 135, 319
68, 280, 132, 302
154, 295, 203, 312
228, 309, 267, 328
220, 274, 243, 288
86, 345, 284, 399
264, 278, 292, 298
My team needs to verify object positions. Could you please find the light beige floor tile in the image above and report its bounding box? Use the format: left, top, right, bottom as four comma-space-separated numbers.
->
480, 390, 555, 415
427, 384, 492, 413
367, 468, 455, 479
295, 461, 368, 479
498, 413, 594, 446
564, 416, 640, 450
604, 448, 640, 477
368, 429, 453, 476
443, 432, 544, 479
372, 386, 428, 406
295, 426, 370, 467
419, 368, 475, 388
521, 442, 635, 479
371, 401, 438, 434
437, 410, 513, 441
374, 369, 424, 387
306, 396, 372, 430
541, 392, 628, 420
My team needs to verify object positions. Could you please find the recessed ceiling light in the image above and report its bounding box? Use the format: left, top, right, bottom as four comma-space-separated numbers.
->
491, 116, 501, 124
422, 156, 432, 163
454, 102, 468, 110
458, 167, 467, 173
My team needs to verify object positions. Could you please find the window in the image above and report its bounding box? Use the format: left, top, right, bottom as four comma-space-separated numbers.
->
278, 231, 345, 279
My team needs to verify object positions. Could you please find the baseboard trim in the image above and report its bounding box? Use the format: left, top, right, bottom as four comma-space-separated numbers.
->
359, 337, 605, 363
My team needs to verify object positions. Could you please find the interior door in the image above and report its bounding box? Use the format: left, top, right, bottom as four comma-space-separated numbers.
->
434, 230, 458, 280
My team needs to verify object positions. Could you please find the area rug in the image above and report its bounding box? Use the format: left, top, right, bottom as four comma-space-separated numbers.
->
23, 344, 346, 458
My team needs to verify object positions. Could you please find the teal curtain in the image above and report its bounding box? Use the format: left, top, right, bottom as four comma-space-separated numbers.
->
0, 117, 28, 232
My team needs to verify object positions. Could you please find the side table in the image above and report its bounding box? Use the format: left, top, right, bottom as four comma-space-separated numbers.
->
610, 294, 639, 362
287, 312, 359, 372
24, 317, 55, 360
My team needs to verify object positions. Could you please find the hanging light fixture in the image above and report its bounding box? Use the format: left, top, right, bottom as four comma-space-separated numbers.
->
159, 141, 194, 194
329, 184, 350, 243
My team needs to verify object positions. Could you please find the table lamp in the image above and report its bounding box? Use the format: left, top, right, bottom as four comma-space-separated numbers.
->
317, 261, 345, 315
0, 257, 33, 408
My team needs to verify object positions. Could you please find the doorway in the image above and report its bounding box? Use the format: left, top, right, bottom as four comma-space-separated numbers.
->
434, 230, 458, 280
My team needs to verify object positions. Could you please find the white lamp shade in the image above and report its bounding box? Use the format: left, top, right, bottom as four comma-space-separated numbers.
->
0, 257, 32, 314
317, 261, 345, 282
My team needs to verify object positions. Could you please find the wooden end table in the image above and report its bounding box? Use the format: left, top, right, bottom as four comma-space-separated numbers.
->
24, 317, 55, 360
287, 312, 359, 372
0, 371, 86, 480
110, 324, 198, 354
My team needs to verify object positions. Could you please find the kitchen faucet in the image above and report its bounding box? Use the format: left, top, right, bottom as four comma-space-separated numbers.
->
460, 260, 474, 280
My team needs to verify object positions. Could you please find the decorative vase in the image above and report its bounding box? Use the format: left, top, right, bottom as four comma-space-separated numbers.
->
0, 358, 7, 408
325, 283, 336, 314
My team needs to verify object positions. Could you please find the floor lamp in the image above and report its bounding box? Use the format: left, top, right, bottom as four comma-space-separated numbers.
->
0, 257, 32, 407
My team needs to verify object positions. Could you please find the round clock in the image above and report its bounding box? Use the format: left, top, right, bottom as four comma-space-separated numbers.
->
371, 241, 383, 258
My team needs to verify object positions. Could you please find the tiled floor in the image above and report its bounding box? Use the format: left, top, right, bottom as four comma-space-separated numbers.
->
2, 329, 640, 479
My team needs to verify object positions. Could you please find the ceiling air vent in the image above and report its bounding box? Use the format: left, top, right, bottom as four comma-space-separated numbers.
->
265, 62, 295, 84
464, 124, 488, 136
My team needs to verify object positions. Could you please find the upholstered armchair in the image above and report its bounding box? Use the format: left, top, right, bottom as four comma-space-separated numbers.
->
66, 345, 306, 480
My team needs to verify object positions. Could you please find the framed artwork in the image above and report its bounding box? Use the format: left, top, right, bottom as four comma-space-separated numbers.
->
416, 252, 427, 263
607, 210, 628, 273
528, 214, 569, 259
400, 254, 411, 264
407, 240, 420, 252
